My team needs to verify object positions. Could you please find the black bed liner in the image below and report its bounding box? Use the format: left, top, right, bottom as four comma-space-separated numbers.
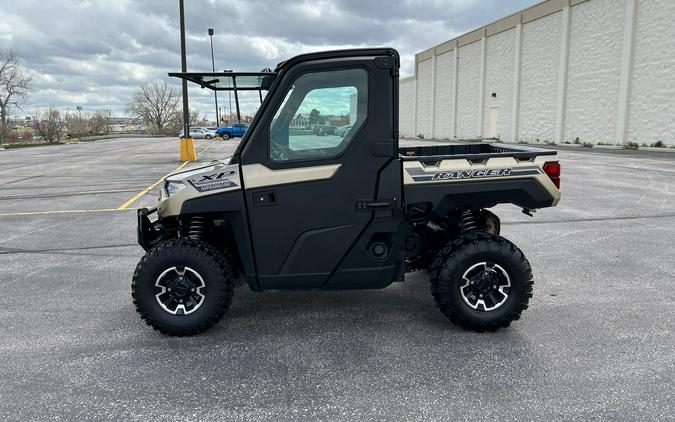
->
399, 143, 557, 162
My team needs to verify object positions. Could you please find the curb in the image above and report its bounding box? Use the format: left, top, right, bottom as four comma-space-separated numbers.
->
640, 147, 675, 153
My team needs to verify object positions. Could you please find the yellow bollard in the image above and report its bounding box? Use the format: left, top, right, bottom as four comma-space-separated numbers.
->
180, 138, 197, 161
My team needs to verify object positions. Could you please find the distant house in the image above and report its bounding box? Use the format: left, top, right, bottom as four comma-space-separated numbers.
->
291, 113, 311, 128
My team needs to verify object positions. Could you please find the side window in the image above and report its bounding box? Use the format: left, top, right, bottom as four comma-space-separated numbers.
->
269, 68, 368, 162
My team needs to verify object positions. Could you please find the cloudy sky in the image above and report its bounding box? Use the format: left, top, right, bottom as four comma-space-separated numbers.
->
0, 0, 539, 121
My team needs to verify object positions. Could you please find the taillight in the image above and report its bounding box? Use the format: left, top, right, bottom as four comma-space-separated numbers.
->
543, 161, 561, 189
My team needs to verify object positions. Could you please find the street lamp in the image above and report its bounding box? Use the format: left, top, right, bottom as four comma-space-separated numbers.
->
208, 28, 219, 127
224, 68, 233, 123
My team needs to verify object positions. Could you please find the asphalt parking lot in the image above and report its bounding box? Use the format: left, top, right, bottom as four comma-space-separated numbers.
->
1, 137, 673, 420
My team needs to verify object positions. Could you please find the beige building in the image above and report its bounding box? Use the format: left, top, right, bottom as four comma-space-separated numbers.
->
400, 0, 675, 147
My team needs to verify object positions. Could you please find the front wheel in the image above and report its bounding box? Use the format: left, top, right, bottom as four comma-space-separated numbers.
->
221, 132, 231, 140
430, 233, 533, 332
132, 239, 234, 336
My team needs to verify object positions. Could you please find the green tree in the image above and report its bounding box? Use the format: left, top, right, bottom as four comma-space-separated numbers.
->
309, 108, 321, 125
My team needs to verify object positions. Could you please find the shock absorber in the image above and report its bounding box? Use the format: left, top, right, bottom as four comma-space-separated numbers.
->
187, 216, 206, 240
461, 210, 479, 233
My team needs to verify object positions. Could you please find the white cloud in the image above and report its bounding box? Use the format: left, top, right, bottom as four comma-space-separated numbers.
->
0, 0, 540, 119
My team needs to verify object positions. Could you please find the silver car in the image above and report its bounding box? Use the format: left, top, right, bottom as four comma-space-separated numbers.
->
179, 127, 215, 139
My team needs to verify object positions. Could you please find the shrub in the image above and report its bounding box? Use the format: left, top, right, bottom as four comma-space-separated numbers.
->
651, 140, 666, 148
574, 137, 581, 144
625, 142, 639, 150
582, 142, 593, 148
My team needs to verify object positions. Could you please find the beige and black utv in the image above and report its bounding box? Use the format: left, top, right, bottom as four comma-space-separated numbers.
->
133, 48, 561, 336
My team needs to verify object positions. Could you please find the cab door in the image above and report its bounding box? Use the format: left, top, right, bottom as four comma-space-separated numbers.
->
239, 52, 403, 290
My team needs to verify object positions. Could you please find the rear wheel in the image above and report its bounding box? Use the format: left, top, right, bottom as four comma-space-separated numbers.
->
205, 134, 212, 140
430, 233, 533, 332
132, 239, 233, 336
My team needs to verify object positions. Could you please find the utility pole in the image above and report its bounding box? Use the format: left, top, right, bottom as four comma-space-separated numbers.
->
179, 0, 189, 139
224, 69, 233, 122
208, 28, 219, 127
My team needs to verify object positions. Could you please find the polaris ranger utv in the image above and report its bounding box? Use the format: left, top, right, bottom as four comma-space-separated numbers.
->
133, 48, 561, 336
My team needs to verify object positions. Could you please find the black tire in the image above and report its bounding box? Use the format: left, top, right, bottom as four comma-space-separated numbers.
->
205, 134, 212, 140
221, 132, 231, 140
132, 238, 234, 336
430, 233, 533, 332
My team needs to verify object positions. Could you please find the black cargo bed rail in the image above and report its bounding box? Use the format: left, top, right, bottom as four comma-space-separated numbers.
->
399, 142, 557, 162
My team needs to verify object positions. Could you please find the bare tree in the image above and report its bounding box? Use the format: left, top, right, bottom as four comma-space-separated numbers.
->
89, 111, 108, 135
169, 107, 201, 134
34, 108, 63, 143
127, 81, 180, 135
0, 50, 32, 144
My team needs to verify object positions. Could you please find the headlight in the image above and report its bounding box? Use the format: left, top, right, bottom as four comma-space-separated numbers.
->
165, 180, 186, 197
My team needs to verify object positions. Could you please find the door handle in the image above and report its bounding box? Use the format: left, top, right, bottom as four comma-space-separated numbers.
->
253, 190, 277, 207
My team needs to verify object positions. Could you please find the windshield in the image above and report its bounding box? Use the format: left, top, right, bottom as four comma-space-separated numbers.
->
168, 72, 276, 91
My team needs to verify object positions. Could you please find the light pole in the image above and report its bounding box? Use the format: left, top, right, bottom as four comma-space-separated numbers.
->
208, 28, 219, 127
224, 69, 233, 123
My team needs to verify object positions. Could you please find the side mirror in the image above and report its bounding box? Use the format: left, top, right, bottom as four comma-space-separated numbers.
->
260, 76, 274, 91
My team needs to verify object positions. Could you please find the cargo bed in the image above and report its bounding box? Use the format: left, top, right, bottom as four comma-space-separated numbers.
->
399, 142, 557, 162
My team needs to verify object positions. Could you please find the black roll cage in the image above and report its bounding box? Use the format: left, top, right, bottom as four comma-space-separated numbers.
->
169, 48, 399, 160
168, 71, 275, 124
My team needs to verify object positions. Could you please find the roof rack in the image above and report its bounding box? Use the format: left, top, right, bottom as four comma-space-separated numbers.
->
168, 71, 276, 123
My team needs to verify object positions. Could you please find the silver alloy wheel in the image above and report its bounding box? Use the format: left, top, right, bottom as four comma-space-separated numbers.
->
460, 262, 511, 311
154, 266, 206, 315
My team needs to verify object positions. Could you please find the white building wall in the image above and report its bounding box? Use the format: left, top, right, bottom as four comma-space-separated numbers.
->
415, 58, 433, 137
456, 41, 482, 138
519, 11, 562, 143
483, 28, 515, 141
564, 0, 625, 144
400, 0, 675, 146
399, 77, 415, 137
627, 0, 675, 146
433, 51, 454, 139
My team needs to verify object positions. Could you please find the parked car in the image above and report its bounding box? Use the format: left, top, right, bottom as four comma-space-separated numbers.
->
335, 124, 353, 137
312, 125, 336, 136
179, 127, 215, 139
216, 123, 249, 140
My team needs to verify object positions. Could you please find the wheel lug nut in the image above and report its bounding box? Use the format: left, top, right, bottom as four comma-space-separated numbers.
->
168, 288, 172, 291
191, 288, 195, 292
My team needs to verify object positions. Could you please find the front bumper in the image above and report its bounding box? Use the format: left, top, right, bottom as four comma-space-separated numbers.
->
137, 207, 160, 251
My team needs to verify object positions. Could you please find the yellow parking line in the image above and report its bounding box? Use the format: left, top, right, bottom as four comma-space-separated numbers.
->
0, 141, 224, 218
117, 161, 190, 210
0, 188, 140, 201
198, 140, 218, 154
0, 208, 133, 217
117, 138, 221, 210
